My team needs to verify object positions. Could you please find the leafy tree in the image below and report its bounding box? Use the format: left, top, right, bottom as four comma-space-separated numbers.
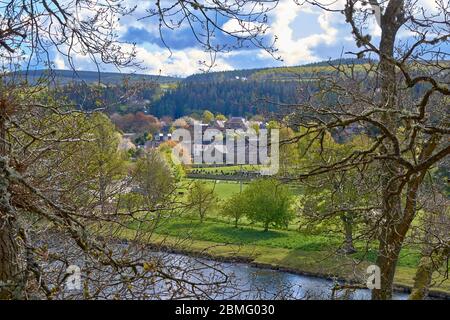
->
132, 151, 175, 209
187, 181, 217, 223
242, 179, 294, 231
202, 110, 214, 123
125, 150, 178, 233
215, 114, 227, 121
250, 122, 260, 135
158, 141, 186, 182
79, 113, 128, 214
110, 112, 161, 135
221, 192, 248, 228
290, 133, 376, 254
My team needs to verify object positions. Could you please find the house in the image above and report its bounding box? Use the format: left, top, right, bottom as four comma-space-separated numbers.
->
145, 133, 172, 150
225, 117, 248, 130
212, 120, 225, 131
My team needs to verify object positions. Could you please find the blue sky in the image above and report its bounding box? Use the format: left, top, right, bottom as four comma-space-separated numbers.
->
50, 0, 444, 77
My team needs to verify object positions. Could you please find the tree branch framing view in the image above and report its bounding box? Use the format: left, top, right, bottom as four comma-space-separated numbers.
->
0, 0, 448, 305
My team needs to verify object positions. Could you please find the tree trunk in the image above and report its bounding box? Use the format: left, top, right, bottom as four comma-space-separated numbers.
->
372, 170, 427, 300
371, 0, 406, 300
0, 158, 21, 299
341, 214, 356, 254
409, 256, 434, 300
0, 101, 23, 299
372, 233, 403, 300
409, 246, 448, 300
0, 217, 20, 299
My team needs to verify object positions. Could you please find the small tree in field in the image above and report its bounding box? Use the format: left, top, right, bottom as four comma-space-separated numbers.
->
221, 192, 249, 228
187, 181, 217, 223
243, 179, 294, 232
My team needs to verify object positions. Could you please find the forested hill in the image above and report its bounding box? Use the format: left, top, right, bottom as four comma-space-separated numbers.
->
183, 58, 371, 83
11, 69, 180, 85
150, 79, 300, 118
30, 59, 372, 117
150, 59, 371, 118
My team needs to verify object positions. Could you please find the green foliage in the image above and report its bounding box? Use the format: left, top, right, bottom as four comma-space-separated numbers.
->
133, 131, 154, 146
220, 192, 248, 227
202, 110, 214, 123
158, 142, 186, 181
66, 112, 128, 210
187, 180, 218, 223
25, 110, 129, 216
250, 122, 260, 134
215, 114, 227, 121
132, 150, 175, 209
227, 178, 295, 231
152, 79, 299, 118
118, 193, 143, 215
266, 120, 280, 130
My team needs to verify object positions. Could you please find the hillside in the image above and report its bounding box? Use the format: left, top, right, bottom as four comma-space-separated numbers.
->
149, 58, 373, 117
11, 69, 181, 85
184, 58, 371, 83
150, 78, 300, 118
19, 59, 372, 117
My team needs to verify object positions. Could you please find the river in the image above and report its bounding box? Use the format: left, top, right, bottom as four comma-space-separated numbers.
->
145, 251, 409, 300
43, 237, 411, 300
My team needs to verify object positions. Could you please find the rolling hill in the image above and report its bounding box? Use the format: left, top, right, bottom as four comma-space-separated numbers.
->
10, 69, 181, 85
9, 59, 373, 118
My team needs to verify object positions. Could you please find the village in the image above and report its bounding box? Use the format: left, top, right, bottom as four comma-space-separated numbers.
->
118, 115, 272, 166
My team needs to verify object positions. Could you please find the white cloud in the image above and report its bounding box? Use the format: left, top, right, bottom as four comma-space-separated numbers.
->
222, 19, 263, 37
131, 44, 234, 76
54, 54, 66, 69
62, 42, 233, 77
258, 0, 341, 65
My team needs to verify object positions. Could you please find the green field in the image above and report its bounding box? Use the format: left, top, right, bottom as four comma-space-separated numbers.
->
178, 179, 245, 200
129, 215, 422, 268
205, 180, 246, 199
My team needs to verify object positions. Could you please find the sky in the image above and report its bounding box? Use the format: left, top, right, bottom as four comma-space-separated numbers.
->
50, 0, 445, 77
